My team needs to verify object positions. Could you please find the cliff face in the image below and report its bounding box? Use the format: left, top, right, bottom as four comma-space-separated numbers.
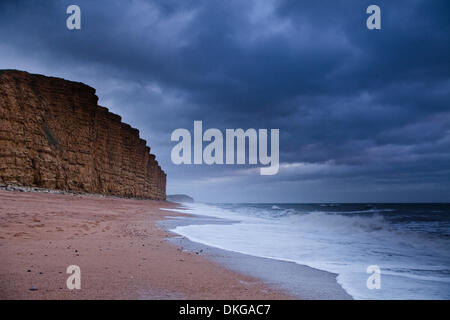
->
0, 70, 166, 200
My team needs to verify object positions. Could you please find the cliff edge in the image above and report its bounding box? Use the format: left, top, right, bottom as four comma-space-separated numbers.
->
0, 70, 166, 200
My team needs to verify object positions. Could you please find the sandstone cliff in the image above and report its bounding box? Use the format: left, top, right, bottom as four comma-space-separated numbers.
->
0, 70, 166, 200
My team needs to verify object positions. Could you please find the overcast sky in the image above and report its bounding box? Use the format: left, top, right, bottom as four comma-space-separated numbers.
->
1, 0, 449, 202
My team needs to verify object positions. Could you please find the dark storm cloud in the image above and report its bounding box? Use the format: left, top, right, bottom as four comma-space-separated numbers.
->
0, 0, 449, 201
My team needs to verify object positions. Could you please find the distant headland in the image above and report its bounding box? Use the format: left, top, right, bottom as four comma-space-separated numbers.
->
167, 194, 194, 203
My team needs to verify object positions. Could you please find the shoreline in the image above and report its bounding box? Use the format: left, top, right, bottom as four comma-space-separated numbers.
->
0, 188, 351, 299
160, 212, 352, 300
0, 189, 290, 299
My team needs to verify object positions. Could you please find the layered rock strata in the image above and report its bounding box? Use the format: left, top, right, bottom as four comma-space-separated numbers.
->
0, 70, 166, 200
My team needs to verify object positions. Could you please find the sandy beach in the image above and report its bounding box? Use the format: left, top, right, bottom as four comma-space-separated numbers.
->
0, 189, 292, 299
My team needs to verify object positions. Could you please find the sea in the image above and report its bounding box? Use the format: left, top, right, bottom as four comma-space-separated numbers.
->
169, 202, 450, 300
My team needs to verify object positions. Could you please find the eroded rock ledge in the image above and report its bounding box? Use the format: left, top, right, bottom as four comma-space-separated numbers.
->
0, 70, 166, 200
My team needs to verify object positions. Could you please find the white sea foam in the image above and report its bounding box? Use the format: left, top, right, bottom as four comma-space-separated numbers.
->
169, 202, 450, 299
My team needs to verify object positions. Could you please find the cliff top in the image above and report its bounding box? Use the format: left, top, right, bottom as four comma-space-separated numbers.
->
0, 69, 96, 92
0, 69, 155, 162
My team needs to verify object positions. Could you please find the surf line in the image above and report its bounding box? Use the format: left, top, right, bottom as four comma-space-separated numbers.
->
171, 121, 279, 175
